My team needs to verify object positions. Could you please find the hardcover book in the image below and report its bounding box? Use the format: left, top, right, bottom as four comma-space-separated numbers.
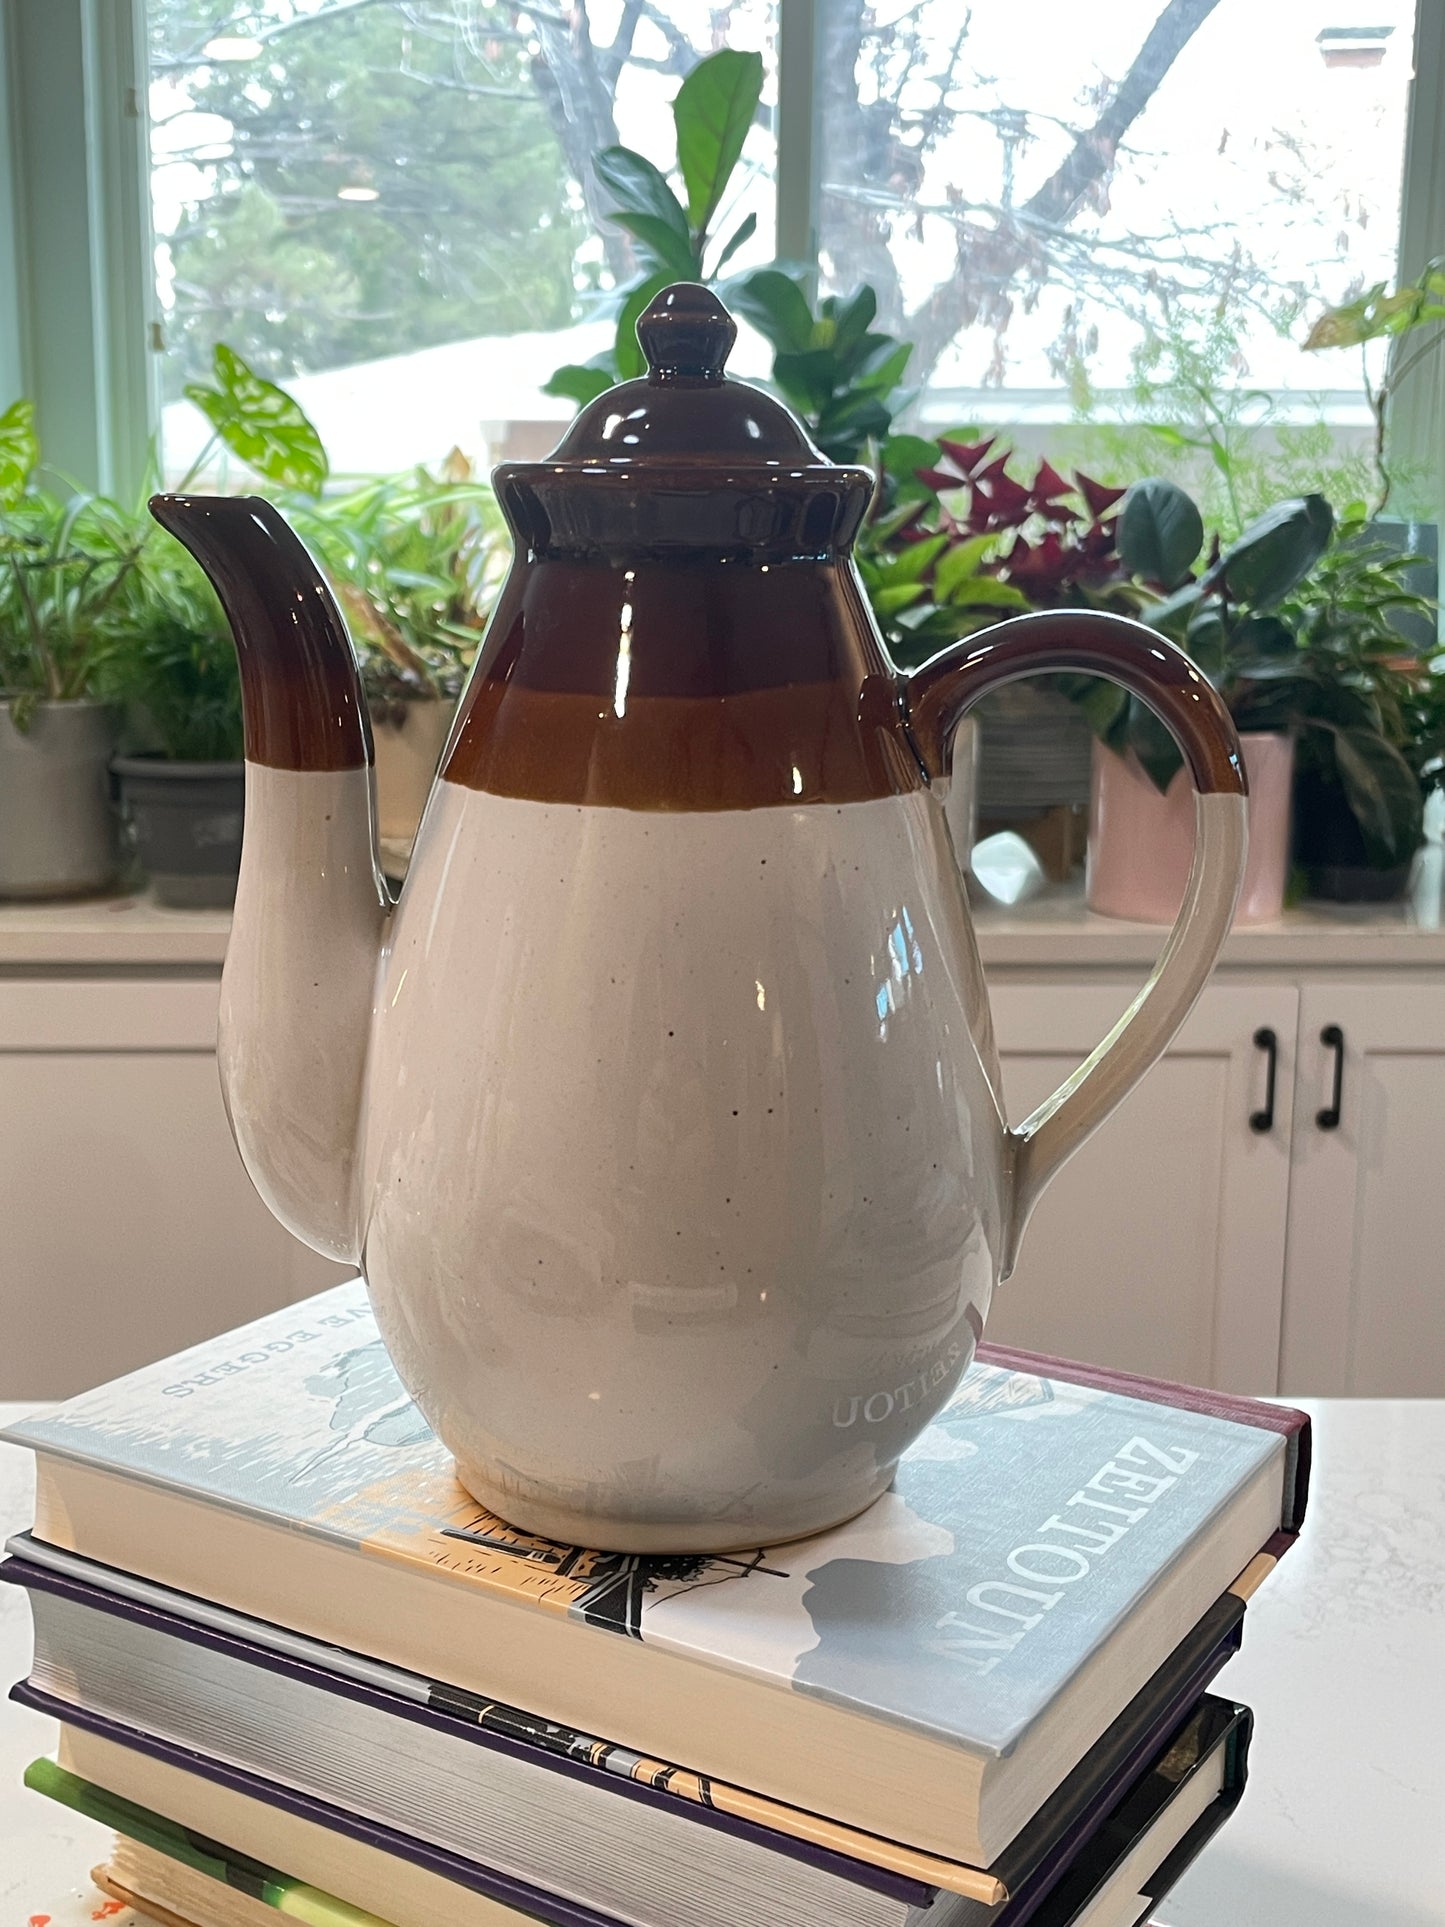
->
31, 1696, 1251, 1927
5, 1542, 1248, 1920
2, 1278, 1307, 1863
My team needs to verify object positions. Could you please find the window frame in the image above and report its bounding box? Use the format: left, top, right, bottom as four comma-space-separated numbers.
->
0, 0, 1435, 509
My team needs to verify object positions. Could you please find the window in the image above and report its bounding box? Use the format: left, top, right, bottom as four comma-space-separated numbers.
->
2, 2, 1431, 502
816, 1, 1416, 432
145, 2, 778, 479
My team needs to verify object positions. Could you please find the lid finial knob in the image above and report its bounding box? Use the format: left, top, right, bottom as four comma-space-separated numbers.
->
637, 282, 737, 385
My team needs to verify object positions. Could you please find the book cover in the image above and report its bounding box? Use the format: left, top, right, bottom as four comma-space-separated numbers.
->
2, 1278, 1306, 1759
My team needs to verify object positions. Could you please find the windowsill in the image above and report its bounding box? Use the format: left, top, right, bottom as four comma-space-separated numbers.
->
4, 867, 1445, 973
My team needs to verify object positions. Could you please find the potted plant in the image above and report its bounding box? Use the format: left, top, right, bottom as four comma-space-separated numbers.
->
102, 538, 247, 908
288, 455, 506, 858
1283, 529, 1440, 899
858, 437, 1134, 872
0, 401, 141, 898
1075, 479, 1439, 918
106, 347, 329, 907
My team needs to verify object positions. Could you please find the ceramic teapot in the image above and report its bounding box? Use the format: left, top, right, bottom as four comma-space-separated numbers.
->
153, 284, 1246, 1554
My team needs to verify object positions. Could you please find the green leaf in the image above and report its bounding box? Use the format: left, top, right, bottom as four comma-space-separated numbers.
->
542, 363, 616, 408
879, 533, 948, 585
615, 273, 674, 380
1138, 578, 1204, 641
0, 398, 38, 508
933, 532, 997, 601
1118, 477, 1204, 588
870, 582, 927, 616
710, 210, 757, 275
672, 49, 764, 233
730, 269, 815, 354
852, 339, 913, 397
1304, 263, 1445, 350
609, 213, 699, 278
593, 147, 694, 275
1232, 613, 1298, 660
1209, 494, 1333, 609
1127, 696, 1185, 794
830, 285, 878, 358
1073, 677, 1129, 742
946, 576, 1030, 611
1329, 726, 1424, 863
184, 345, 328, 492
882, 434, 939, 483
771, 346, 839, 417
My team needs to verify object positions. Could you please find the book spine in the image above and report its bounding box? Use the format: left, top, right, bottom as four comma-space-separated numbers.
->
1141, 1704, 1253, 1900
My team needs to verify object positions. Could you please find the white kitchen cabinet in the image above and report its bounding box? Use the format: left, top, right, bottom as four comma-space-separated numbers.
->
1280, 982, 1445, 1396
0, 977, 349, 1397
3, 891, 1445, 1399
985, 984, 1298, 1394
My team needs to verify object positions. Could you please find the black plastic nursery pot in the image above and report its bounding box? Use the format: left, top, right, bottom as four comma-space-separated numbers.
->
112, 755, 244, 908
1293, 766, 1414, 903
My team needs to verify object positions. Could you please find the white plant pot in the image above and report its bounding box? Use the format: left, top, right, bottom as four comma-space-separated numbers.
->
372, 698, 455, 846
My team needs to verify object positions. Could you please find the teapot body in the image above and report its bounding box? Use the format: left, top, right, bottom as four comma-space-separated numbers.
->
359, 545, 1009, 1551
364, 757, 1005, 1551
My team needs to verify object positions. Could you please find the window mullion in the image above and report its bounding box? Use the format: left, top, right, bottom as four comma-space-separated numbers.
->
3, 0, 154, 499
775, 0, 822, 289
1388, 0, 1445, 525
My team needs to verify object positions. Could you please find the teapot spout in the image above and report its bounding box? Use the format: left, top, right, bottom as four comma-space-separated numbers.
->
150, 494, 389, 1264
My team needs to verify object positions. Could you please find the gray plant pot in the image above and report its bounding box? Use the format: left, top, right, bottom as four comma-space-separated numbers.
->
0, 700, 119, 899
113, 756, 245, 908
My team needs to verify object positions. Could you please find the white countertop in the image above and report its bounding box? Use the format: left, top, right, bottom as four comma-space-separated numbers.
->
5, 876, 1445, 972
2, 1398, 1442, 1925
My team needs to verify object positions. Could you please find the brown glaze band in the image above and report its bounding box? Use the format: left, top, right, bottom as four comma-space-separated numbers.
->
446, 677, 919, 811
442, 555, 924, 810
150, 495, 373, 772
904, 610, 1248, 796
495, 465, 873, 564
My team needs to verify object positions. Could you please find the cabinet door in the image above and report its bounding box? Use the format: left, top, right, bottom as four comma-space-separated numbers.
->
1281, 982, 1445, 1395
0, 981, 350, 1397
985, 983, 1298, 1393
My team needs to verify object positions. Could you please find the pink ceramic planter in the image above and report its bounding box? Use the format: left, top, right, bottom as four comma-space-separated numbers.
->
1088, 731, 1294, 926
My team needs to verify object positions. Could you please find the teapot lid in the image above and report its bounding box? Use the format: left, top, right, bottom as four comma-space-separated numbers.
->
494, 283, 873, 561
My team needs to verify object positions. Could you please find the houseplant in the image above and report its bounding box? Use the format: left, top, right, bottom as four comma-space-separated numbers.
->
102, 538, 246, 907
0, 401, 141, 897
287, 455, 506, 853
1074, 478, 1440, 916
106, 345, 329, 907
1281, 529, 1441, 899
1080, 483, 1332, 922
859, 436, 1133, 869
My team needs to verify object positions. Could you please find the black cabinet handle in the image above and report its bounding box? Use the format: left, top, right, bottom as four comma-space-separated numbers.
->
1317, 1025, 1345, 1129
1249, 1027, 1278, 1133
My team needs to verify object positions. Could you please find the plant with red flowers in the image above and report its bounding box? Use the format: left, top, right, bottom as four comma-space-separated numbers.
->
858, 433, 1137, 669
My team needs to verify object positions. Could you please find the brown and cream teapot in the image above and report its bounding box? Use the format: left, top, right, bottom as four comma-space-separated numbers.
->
154, 284, 1247, 1553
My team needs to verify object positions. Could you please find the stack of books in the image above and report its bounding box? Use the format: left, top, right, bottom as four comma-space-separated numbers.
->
3, 1279, 1309, 1927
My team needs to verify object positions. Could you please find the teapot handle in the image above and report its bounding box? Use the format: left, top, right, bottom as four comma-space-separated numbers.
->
903, 609, 1248, 1277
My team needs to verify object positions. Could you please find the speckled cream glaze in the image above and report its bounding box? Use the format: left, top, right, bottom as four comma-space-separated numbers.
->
360, 778, 1005, 1550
